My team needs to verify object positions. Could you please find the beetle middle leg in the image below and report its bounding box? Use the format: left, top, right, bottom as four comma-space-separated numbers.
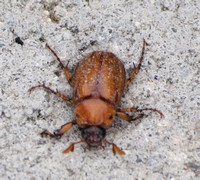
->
117, 107, 164, 118
41, 121, 76, 138
46, 44, 73, 86
116, 111, 145, 122
125, 39, 146, 87
28, 84, 73, 103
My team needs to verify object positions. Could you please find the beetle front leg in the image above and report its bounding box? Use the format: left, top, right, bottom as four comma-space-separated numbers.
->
125, 39, 146, 88
41, 121, 76, 138
46, 44, 73, 86
28, 84, 73, 103
118, 107, 164, 118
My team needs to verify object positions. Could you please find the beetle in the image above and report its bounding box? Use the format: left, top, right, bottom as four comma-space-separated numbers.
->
29, 39, 163, 155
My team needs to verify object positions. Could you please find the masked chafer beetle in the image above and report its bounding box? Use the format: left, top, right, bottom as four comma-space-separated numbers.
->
29, 40, 163, 155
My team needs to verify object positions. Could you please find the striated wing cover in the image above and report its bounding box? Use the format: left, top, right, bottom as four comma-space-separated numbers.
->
73, 51, 125, 105
73, 52, 101, 102
98, 52, 125, 105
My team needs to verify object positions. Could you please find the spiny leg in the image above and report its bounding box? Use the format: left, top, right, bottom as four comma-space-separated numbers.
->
41, 121, 76, 138
116, 111, 145, 122
28, 84, 73, 103
125, 39, 146, 87
103, 139, 125, 155
118, 107, 164, 118
63, 139, 85, 153
46, 44, 73, 86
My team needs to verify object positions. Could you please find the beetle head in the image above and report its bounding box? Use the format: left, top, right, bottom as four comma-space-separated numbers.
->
81, 126, 106, 147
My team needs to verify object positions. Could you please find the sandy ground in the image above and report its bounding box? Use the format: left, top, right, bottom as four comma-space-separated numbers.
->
0, 0, 200, 179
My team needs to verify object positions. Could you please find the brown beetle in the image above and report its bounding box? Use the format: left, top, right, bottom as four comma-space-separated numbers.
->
29, 40, 163, 155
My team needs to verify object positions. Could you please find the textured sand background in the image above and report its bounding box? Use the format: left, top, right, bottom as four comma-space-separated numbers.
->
0, 0, 200, 179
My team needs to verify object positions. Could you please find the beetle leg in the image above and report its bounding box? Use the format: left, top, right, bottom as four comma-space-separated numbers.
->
63, 139, 85, 153
118, 107, 164, 118
116, 111, 145, 122
116, 111, 131, 121
46, 44, 73, 86
125, 39, 146, 87
41, 121, 76, 138
28, 84, 73, 103
103, 139, 125, 155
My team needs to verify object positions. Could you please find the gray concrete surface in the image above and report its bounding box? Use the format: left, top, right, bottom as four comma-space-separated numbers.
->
0, 0, 200, 179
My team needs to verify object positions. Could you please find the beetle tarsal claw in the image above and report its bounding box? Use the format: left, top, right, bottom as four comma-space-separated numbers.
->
112, 144, 125, 155
41, 129, 54, 137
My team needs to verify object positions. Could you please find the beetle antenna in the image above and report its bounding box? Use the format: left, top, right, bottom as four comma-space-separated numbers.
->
103, 139, 125, 155
63, 139, 85, 154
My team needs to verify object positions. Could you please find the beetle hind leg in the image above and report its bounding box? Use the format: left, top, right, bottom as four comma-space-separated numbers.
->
126, 39, 146, 87
41, 121, 75, 138
46, 44, 73, 86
